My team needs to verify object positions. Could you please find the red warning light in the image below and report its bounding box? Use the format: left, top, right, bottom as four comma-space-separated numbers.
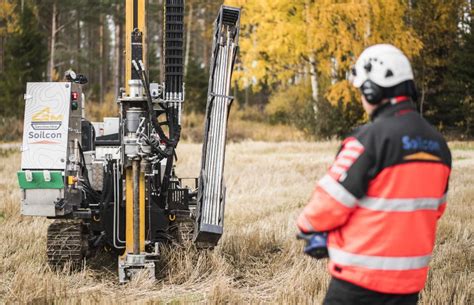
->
72, 92, 79, 100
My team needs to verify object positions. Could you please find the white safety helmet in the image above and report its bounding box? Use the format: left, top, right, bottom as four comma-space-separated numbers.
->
350, 44, 415, 104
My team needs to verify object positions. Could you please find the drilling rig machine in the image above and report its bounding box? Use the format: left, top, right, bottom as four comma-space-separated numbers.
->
17, 0, 241, 283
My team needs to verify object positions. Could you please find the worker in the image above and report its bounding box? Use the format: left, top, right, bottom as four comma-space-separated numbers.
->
297, 44, 452, 305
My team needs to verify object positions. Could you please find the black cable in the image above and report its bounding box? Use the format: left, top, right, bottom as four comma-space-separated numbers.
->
134, 62, 181, 152
135, 68, 176, 159
139, 68, 174, 146
78, 143, 102, 207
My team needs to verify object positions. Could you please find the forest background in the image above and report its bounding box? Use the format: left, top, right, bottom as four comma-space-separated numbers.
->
0, 0, 473, 141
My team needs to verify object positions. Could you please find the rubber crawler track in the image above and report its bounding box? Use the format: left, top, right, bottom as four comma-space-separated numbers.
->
47, 220, 87, 270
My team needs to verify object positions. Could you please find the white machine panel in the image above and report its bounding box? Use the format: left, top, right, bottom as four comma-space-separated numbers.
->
104, 117, 120, 135
21, 82, 71, 170
92, 118, 119, 137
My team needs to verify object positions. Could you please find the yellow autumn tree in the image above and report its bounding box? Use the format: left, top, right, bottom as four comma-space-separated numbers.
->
225, 0, 422, 109
0, 0, 18, 37
321, 0, 422, 105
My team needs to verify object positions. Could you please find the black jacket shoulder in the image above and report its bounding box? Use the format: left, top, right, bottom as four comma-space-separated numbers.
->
334, 102, 451, 199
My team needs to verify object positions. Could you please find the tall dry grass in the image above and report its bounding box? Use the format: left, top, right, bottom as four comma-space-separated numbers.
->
180, 112, 307, 143
0, 141, 472, 304
85, 96, 307, 143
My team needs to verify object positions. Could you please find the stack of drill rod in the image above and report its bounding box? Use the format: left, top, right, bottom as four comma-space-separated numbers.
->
195, 6, 240, 245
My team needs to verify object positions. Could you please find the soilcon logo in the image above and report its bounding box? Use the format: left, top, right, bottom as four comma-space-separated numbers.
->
29, 107, 63, 144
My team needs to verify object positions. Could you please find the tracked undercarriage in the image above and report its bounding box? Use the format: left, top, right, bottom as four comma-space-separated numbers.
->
47, 220, 88, 269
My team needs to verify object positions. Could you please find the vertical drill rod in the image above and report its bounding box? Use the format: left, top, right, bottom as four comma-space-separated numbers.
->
132, 159, 140, 254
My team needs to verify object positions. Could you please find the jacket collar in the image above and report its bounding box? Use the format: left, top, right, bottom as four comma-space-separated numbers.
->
370, 97, 417, 122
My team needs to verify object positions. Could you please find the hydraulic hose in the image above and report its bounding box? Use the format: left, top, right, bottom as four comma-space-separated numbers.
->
137, 65, 180, 149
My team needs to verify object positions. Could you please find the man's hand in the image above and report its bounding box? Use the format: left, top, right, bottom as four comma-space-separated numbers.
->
297, 232, 329, 259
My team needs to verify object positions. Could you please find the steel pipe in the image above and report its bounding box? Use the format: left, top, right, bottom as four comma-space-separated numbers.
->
132, 159, 140, 254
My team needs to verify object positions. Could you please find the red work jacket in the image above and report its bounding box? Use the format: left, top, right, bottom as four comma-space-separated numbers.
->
297, 100, 451, 294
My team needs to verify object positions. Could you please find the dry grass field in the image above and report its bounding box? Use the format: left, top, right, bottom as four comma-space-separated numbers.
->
0, 141, 472, 304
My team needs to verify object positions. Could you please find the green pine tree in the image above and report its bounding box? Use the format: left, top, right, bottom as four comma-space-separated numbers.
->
185, 58, 209, 113
0, 3, 48, 117
442, 22, 474, 136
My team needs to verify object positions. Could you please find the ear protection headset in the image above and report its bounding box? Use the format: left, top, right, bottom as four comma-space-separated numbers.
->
360, 62, 384, 105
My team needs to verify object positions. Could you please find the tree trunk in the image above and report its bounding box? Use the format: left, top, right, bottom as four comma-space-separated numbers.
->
0, 36, 4, 74
245, 83, 249, 106
202, 1, 209, 68
420, 82, 426, 117
76, 14, 80, 69
114, 3, 122, 96
304, 2, 318, 114
419, 63, 426, 117
48, 1, 57, 81
119, 11, 124, 91
87, 21, 92, 85
99, 14, 104, 105
184, 1, 193, 77
309, 54, 319, 109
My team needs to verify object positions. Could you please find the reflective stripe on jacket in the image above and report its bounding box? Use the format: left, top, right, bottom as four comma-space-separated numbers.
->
297, 100, 452, 294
